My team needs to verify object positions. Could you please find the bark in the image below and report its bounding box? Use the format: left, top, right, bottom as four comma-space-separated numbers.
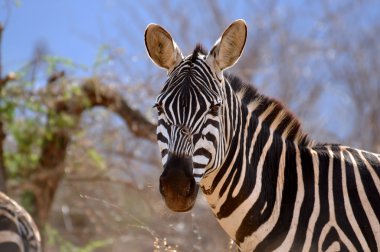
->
0, 120, 6, 192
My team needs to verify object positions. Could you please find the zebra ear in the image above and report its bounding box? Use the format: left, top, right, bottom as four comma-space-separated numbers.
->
207, 19, 247, 71
145, 24, 183, 71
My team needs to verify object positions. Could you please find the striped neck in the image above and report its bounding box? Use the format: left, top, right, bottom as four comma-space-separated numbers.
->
199, 74, 311, 247
200, 74, 313, 190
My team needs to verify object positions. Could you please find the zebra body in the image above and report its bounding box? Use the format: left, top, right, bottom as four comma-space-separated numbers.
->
0, 192, 41, 252
201, 76, 380, 250
145, 20, 380, 251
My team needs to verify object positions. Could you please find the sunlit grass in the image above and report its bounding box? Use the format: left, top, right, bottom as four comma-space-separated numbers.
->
153, 237, 179, 252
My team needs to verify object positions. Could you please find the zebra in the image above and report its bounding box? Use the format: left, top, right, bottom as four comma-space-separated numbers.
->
0, 192, 41, 252
144, 19, 380, 251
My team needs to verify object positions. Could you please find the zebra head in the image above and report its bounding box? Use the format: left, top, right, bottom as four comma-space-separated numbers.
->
145, 20, 247, 212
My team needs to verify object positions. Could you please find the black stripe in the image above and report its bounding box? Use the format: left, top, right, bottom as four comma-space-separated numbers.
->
161, 149, 168, 159
289, 147, 315, 251
0, 214, 19, 232
156, 132, 168, 144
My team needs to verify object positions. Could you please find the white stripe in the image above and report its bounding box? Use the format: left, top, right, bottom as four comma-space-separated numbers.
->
327, 147, 337, 223
247, 97, 262, 112
193, 168, 205, 174
162, 154, 168, 165
194, 176, 201, 183
157, 124, 169, 139
193, 155, 209, 165
325, 241, 340, 252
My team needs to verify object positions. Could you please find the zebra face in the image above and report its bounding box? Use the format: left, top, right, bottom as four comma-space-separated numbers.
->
145, 20, 247, 212
154, 57, 223, 211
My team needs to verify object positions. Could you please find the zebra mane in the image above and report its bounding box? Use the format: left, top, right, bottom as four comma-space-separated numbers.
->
191, 44, 207, 63
225, 73, 313, 147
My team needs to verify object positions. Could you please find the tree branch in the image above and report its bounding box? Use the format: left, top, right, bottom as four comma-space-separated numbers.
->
81, 78, 156, 141
31, 75, 157, 226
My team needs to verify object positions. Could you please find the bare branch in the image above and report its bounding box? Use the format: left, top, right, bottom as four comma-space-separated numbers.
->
31, 74, 157, 226
81, 78, 156, 141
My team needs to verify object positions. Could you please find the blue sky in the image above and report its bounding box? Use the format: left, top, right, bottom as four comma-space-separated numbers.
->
2, 0, 380, 145
1, 0, 292, 73
4, 0, 379, 73
3, 1, 123, 72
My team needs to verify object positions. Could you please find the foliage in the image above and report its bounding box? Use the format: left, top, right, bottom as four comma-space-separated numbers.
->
0, 57, 91, 226
1, 55, 85, 181
1, 85, 44, 179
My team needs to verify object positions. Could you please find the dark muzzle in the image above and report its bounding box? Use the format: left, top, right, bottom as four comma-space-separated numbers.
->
159, 154, 199, 212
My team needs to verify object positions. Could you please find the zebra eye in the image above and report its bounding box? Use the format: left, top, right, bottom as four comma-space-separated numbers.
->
153, 103, 164, 113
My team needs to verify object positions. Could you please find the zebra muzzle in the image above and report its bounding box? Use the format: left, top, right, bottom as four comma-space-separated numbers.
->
159, 154, 199, 212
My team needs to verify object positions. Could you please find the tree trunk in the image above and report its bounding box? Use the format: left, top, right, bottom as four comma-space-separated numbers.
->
0, 120, 6, 192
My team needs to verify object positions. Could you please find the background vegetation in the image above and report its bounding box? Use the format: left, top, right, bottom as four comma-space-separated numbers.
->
1, 0, 379, 251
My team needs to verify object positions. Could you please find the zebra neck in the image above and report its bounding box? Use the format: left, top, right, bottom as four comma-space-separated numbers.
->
201, 118, 304, 248
201, 96, 302, 197
200, 87, 309, 245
